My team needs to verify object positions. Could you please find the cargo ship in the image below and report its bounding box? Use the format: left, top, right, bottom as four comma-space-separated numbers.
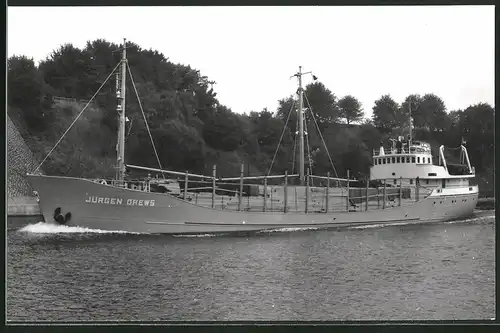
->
27, 39, 478, 234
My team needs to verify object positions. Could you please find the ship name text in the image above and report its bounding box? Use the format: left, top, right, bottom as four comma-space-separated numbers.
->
85, 196, 155, 207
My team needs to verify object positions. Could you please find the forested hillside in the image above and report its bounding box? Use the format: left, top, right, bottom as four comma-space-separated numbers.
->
7, 39, 494, 195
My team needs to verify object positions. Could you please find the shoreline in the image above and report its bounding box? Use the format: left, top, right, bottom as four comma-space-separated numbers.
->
476, 197, 495, 210
8, 196, 40, 216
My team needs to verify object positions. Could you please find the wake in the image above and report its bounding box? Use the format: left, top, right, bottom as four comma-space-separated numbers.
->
18, 222, 140, 235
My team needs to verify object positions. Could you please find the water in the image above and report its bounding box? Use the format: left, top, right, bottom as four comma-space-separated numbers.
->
6, 211, 495, 321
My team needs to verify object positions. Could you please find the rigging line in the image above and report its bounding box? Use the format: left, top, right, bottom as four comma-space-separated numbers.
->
304, 115, 313, 176
267, 99, 296, 177
32, 61, 122, 174
303, 92, 341, 185
291, 114, 299, 174
305, 113, 315, 174
126, 118, 134, 139
127, 63, 166, 180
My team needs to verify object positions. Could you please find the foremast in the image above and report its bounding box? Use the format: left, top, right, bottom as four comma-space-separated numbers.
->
116, 38, 127, 185
293, 66, 312, 185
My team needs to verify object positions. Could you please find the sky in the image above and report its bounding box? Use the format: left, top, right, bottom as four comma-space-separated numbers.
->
7, 6, 495, 119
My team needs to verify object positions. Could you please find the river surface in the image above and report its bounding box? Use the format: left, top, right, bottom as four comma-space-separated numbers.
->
6, 210, 495, 321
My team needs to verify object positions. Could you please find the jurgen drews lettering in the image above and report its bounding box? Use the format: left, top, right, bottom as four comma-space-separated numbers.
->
85, 196, 155, 207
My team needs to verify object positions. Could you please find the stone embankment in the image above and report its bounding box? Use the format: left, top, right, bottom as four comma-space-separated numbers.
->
7, 114, 42, 217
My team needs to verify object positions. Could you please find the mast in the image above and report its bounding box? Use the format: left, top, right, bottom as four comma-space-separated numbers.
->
297, 66, 305, 185
291, 66, 313, 185
408, 96, 412, 148
116, 38, 127, 184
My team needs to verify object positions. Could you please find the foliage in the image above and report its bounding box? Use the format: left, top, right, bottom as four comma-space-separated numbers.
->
202, 105, 244, 152
6, 38, 494, 196
371, 95, 400, 133
338, 95, 364, 124
303, 82, 339, 131
460, 103, 494, 171
7, 55, 53, 131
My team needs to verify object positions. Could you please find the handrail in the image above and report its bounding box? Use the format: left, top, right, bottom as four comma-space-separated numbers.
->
373, 147, 431, 156
126, 164, 212, 179
309, 174, 358, 182
218, 174, 299, 181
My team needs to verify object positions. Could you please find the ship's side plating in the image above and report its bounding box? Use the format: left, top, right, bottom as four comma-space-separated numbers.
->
27, 174, 478, 234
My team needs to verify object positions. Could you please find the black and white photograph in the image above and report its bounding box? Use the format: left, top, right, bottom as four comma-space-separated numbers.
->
6, 5, 495, 322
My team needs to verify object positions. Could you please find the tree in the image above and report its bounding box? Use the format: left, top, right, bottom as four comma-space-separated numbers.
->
202, 105, 244, 152
276, 96, 297, 135
8, 37, 494, 189
338, 95, 364, 124
247, 108, 293, 173
371, 94, 400, 133
460, 103, 494, 171
419, 94, 447, 132
303, 82, 339, 131
39, 43, 98, 99
7, 55, 52, 131
401, 94, 427, 130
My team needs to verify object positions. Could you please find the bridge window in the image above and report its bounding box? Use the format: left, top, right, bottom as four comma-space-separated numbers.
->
374, 159, 377, 165
417, 157, 420, 163
393, 179, 397, 185
428, 157, 431, 164
383, 158, 386, 164
388, 158, 391, 164
392, 157, 396, 163
411, 156, 416, 163
426, 180, 429, 184
396, 157, 400, 163
410, 179, 414, 184
406, 156, 410, 163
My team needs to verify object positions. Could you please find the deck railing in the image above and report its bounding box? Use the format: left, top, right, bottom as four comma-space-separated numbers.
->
119, 164, 434, 214
373, 147, 431, 156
